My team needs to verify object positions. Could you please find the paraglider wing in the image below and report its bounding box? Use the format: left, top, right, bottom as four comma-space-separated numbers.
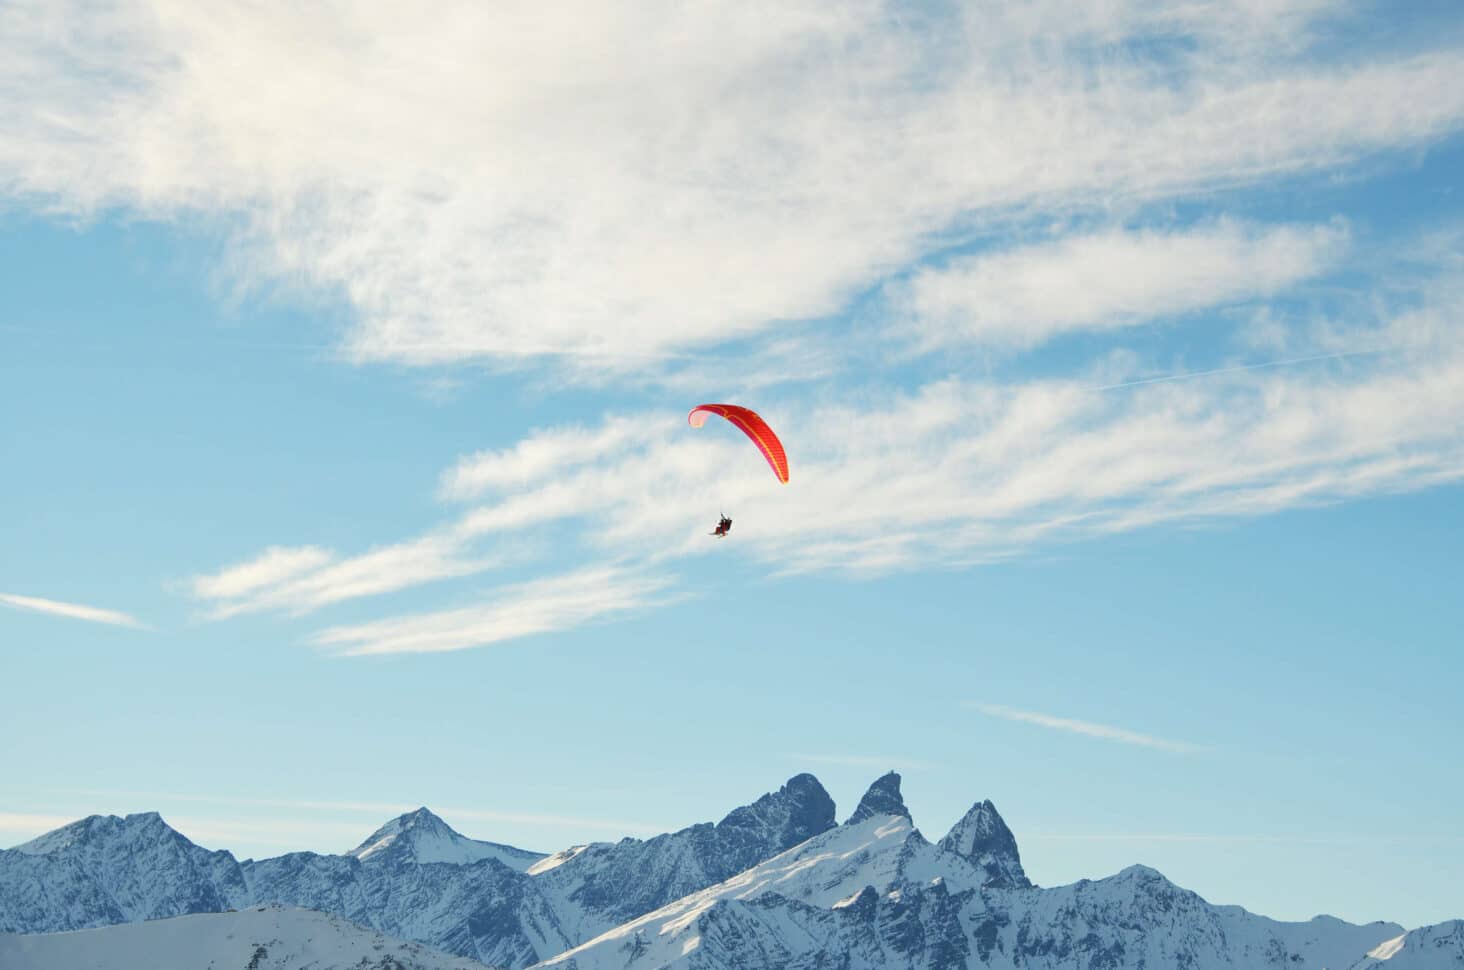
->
688, 404, 789, 484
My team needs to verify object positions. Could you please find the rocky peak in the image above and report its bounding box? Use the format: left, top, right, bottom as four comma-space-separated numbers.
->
937, 799, 1030, 888
844, 771, 912, 825
715, 773, 836, 849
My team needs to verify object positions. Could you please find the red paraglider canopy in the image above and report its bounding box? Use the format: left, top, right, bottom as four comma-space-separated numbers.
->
688, 404, 789, 484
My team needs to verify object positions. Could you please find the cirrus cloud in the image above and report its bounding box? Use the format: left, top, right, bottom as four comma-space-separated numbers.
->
0, 592, 148, 630
3, 2, 1463, 371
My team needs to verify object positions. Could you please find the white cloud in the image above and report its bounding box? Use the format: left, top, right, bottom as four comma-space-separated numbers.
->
3, 3, 1463, 367
181, 271, 1464, 652
310, 565, 674, 656
440, 416, 670, 501
107, 2, 1464, 652
0, 592, 147, 630
901, 220, 1349, 350
190, 545, 334, 599
193, 535, 497, 619
972, 704, 1201, 753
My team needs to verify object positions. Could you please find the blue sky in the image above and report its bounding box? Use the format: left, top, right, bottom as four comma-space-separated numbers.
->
3, 0, 1463, 931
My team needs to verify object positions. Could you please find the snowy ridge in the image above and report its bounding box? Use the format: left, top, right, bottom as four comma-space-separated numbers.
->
526, 845, 588, 876
1350, 922, 1464, 969
0, 904, 495, 970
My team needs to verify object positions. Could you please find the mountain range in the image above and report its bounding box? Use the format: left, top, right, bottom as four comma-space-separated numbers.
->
2, 772, 1459, 969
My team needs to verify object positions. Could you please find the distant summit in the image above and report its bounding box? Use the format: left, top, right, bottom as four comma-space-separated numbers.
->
348, 807, 544, 871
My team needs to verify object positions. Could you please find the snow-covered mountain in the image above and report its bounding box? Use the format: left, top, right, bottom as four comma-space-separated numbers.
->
0, 773, 837, 966
540, 774, 1426, 970
0, 812, 249, 932
4, 772, 1460, 970
0, 903, 494, 970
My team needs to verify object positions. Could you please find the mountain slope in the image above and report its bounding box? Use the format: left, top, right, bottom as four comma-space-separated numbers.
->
0, 904, 496, 970
1350, 922, 1464, 969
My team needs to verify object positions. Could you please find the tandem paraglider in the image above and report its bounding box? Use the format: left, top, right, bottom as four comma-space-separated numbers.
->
688, 403, 788, 538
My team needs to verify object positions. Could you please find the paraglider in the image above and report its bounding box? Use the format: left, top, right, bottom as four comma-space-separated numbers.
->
688, 404, 787, 539
687, 404, 789, 484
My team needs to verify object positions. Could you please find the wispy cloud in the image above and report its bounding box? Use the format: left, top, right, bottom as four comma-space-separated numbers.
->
971, 704, 1202, 753
3, 4, 1462, 370
310, 566, 675, 656
192, 536, 498, 619
899, 220, 1349, 351
106, 1, 1464, 654
0, 592, 147, 630
184, 270, 1464, 653
191, 545, 333, 600
440, 416, 667, 501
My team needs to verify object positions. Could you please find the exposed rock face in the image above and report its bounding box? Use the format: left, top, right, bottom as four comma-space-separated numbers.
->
936, 799, 1030, 888
845, 771, 912, 825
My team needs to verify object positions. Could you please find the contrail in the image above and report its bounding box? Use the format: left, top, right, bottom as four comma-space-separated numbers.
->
1091, 347, 1395, 392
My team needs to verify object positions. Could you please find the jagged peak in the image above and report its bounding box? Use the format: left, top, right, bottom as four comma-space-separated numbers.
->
844, 771, 912, 825
705, 774, 838, 874
716, 774, 836, 836
937, 797, 1031, 889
